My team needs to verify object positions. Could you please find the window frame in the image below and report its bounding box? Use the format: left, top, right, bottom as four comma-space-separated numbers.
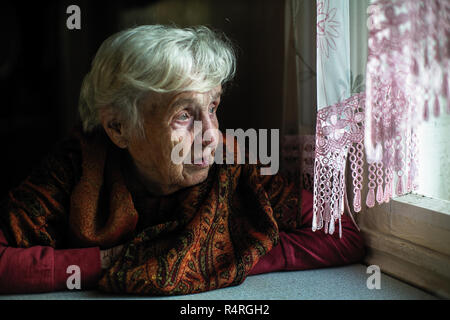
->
356, 193, 450, 299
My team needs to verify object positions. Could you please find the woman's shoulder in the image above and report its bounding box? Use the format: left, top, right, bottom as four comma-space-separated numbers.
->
49, 125, 110, 161
28, 125, 108, 188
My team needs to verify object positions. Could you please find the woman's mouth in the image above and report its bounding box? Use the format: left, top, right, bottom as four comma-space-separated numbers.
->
190, 149, 215, 168
192, 158, 211, 168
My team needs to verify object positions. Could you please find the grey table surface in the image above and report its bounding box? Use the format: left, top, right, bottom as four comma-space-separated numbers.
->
0, 264, 438, 300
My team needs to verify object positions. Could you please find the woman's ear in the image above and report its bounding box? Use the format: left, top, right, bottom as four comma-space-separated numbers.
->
98, 108, 129, 149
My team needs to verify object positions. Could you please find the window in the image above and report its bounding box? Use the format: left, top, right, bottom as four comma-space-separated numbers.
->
415, 114, 450, 203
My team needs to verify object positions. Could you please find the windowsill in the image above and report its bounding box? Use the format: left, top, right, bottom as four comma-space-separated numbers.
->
356, 192, 450, 299
389, 193, 450, 257
394, 193, 450, 216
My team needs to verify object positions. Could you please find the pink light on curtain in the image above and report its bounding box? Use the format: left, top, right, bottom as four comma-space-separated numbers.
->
364, 0, 450, 202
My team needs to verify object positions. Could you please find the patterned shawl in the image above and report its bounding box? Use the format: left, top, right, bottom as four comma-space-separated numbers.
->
1, 128, 302, 295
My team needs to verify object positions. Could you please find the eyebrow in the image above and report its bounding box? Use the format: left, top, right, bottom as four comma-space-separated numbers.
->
171, 98, 195, 109
170, 91, 223, 110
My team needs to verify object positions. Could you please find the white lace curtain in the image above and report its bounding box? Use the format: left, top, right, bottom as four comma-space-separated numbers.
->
312, 0, 450, 236
313, 0, 370, 236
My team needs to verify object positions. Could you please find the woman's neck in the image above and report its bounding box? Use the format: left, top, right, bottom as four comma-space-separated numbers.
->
123, 152, 178, 197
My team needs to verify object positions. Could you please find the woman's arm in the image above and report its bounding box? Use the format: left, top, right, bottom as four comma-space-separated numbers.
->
0, 229, 102, 293
0, 131, 106, 293
249, 189, 365, 275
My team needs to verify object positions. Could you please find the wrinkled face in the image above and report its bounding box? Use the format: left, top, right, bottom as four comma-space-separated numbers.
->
126, 85, 222, 195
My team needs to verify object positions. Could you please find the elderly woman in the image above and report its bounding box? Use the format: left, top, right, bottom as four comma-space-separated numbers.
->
0, 25, 364, 295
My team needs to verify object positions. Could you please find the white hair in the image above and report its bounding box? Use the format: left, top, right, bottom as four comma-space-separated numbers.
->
78, 25, 236, 133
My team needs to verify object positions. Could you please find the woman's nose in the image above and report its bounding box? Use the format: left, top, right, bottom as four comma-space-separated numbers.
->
200, 113, 217, 147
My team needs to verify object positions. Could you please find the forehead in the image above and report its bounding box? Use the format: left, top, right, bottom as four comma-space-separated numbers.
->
168, 85, 222, 107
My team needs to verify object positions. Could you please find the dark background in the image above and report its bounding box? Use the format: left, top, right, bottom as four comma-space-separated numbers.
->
0, 0, 286, 195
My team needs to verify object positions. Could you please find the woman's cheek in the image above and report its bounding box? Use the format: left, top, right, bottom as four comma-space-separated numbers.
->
169, 128, 193, 162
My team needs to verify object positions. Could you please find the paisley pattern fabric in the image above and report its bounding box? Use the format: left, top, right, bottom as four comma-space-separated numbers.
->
0, 127, 302, 295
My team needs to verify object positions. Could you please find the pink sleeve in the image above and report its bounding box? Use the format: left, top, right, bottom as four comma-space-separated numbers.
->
0, 230, 102, 293
249, 190, 365, 275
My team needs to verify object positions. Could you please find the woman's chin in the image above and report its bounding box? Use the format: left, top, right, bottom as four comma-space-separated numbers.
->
182, 164, 211, 186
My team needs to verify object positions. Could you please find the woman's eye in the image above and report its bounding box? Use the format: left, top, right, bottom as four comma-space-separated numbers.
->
176, 112, 190, 121
209, 105, 216, 114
